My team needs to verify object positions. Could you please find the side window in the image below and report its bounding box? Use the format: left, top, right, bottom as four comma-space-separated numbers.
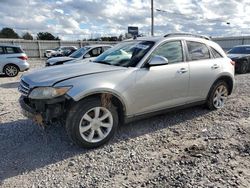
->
244, 47, 250, 54
5, 47, 16, 54
90, 47, 102, 57
152, 41, 183, 64
210, 47, 223, 58
0, 47, 4, 54
186, 41, 210, 61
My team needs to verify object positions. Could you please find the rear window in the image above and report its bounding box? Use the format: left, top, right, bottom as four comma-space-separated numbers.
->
5, 47, 23, 54
210, 47, 223, 58
187, 41, 210, 61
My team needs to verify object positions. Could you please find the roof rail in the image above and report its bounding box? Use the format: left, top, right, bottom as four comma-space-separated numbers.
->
164, 33, 211, 40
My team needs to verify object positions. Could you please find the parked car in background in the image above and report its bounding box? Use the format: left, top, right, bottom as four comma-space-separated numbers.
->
0, 44, 29, 77
45, 44, 112, 66
19, 33, 234, 148
227, 45, 250, 74
44, 46, 77, 58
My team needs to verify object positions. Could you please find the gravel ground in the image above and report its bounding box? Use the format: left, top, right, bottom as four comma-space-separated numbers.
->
0, 59, 250, 188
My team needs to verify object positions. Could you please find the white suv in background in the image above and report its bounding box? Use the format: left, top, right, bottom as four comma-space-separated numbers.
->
0, 44, 29, 77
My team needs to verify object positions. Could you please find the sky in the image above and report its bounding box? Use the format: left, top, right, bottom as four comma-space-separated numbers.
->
0, 0, 250, 40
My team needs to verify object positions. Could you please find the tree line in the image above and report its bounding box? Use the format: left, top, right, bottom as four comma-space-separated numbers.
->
0, 27, 60, 40
0, 27, 130, 41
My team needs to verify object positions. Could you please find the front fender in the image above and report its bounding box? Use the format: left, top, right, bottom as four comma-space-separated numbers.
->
54, 69, 137, 115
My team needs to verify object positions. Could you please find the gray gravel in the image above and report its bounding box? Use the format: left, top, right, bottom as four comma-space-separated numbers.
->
0, 59, 250, 188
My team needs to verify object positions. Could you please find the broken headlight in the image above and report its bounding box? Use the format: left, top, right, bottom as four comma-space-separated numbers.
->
29, 86, 71, 99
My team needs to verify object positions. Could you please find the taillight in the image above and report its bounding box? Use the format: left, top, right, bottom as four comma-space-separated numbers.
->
18, 56, 28, 60
230, 60, 235, 66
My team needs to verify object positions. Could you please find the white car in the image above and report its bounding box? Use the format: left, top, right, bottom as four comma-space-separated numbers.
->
44, 46, 77, 58
0, 44, 29, 77
45, 44, 112, 66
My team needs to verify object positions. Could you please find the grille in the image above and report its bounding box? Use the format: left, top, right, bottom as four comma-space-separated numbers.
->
19, 79, 30, 96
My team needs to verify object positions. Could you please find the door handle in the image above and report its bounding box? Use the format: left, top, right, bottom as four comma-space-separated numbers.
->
177, 68, 188, 74
211, 64, 219, 69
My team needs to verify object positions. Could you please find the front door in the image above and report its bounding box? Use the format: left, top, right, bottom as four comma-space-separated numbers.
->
131, 40, 189, 115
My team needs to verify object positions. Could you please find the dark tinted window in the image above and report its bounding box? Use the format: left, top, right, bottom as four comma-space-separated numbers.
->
211, 47, 223, 58
152, 41, 183, 64
227, 46, 250, 54
5, 47, 23, 54
6, 47, 15, 54
0, 47, 4, 54
187, 41, 210, 61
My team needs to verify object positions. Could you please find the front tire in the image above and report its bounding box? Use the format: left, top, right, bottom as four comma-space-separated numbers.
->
206, 81, 229, 110
66, 98, 118, 148
4, 64, 19, 77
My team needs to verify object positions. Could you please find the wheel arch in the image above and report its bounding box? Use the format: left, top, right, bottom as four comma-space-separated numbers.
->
207, 75, 234, 99
71, 91, 127, 125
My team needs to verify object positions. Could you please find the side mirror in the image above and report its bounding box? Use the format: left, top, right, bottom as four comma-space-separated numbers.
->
84, 53, 91, 58
148, 55, 168, 66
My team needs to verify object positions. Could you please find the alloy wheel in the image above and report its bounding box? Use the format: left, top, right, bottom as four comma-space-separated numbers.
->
213, 85, 228, 108
5, 65, 18, 76
79, 107, 113, 143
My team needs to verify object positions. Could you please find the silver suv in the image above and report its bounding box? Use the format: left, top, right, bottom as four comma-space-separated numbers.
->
19, 33, 235, 148
0, 44, 29, 77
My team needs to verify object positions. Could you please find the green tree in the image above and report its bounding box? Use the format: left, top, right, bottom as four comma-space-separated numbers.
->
36, 32, 60, 40
22, 32, 33, 40
0, 27, 19, 38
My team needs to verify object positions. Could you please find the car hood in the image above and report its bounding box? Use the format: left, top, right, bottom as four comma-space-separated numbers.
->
22, 62, 126, 88
47, 56, 75, 65
227, 53, 249, 59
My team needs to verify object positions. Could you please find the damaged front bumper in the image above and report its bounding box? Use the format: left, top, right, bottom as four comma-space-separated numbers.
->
19, 95, 68, 125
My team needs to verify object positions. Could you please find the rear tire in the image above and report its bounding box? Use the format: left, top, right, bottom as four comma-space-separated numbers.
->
65, 98, 118, 148
4, 64, 19, 77
206, 81, 229, 110
238, 61, 248, 74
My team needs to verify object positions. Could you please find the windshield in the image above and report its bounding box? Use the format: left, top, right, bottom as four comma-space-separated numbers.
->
69, 47, 91, 58
53, 47, 59, 51
93, 40, 155, 67
227, 46, 250, 54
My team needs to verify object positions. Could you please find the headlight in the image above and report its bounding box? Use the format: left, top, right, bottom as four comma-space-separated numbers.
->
29, 86, 71, 99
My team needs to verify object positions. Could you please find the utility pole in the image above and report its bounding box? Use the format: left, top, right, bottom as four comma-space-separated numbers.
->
151, 0, 154, 36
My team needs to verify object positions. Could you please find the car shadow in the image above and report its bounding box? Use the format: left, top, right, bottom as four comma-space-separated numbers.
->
0, 75, 8, 78
0, 106, 210, 181
0, 81, 19, 89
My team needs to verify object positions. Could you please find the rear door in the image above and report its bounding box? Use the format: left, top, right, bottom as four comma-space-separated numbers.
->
186, 40, 222, 102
